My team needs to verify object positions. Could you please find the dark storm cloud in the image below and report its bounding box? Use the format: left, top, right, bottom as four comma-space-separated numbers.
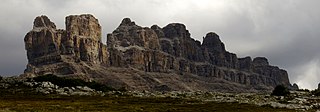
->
0, 0, 319, 89
226, 1, 320, 89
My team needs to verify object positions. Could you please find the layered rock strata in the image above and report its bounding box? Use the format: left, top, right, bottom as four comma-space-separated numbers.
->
23, 14, 296, 92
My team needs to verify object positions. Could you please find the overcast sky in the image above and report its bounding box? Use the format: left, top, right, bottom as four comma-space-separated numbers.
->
0, 0, 319, 89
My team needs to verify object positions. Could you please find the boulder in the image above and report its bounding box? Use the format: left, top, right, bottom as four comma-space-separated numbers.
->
40, 81, 55, 88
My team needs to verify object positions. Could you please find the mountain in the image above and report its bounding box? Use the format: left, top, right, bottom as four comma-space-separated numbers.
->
22, 14, 297, 92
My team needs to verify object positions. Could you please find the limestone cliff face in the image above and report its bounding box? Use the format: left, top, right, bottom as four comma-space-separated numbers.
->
24, 14, 107, 80
24, 15, 60, 65
23, 14, 296, 92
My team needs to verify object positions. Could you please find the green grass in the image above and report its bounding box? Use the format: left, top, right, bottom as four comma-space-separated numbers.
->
0, 94, 297, 112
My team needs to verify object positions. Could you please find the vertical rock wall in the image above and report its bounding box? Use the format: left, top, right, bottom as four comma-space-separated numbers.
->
24, 14, 108, 76
23, 14, 295, 91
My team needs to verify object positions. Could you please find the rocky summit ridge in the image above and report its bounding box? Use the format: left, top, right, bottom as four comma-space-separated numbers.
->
22, 14, 297, 92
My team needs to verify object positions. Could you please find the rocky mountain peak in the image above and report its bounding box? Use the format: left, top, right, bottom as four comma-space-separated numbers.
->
151, 25, 161, 30
253, 57, 269, 66
120, 18, 136, 26
65, 14, 101, 41
25, 15, 60, 65
107, 18, 160, 50
151, 25, 165, 38
238, 56, 253, 71
202, 32, 226, 53
23, 14, 294, 92
33, 15, 56, 30
162, 23, 191, 39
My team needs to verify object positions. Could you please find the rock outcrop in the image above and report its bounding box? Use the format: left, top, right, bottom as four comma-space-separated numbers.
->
24, 14, 108, 80
23, 14, 294, 92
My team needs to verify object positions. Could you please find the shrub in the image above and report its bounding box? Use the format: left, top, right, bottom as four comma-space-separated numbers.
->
271, 85, 290, 96
311, 89, 320, 96
0, 75, 2, 81
33, 74, 116, 92
297, 89, 310, 92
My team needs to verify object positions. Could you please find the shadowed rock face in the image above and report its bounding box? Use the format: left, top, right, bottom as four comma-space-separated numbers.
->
23, 14, 296, 92
202, 32, 225, 53
253, 57, 269, 66
24, 14, 107, 79
24, 15, 60, 65
33, 15, 56, 29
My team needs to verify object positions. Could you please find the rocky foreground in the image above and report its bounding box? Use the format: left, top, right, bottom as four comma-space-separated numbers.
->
0, 77, 319, 111
22, 14, 297, 92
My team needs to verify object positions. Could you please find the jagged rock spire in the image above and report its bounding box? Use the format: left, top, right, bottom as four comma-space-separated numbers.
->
66, 14, 102, 41
162, 23, 190, 39
253, 57, 269, 66
33, 15, 56, 29
120, 18, 136, 26
202, 32, 226, 53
